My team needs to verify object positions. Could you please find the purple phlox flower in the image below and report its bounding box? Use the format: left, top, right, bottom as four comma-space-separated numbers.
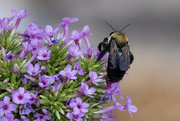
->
5, 51, 15, 62
29, 92, 38, 104
0, 96, 17, 116
106, 78, 123, 101
11, 9, 29, 19
86, 70, 103, 85
86, 46, 98, 58
73, 62, 84, 75
13, 65, 17, 73
67, 30, 82, 47
12, 87, 31, 104
66, 98, 76, 108
23, 39, 46, 67
26, 63, 41, 76
11, 9, 29, 30
30, 38, 46, 50
51, 80, 62, 93
37, 46, 52, 60
25, 22, 45, 39
123, 96, 137, 117
19, 103, 35, 115
0, 18, 14, 34
0, 113, 19, 121
95, 100, 123, 114
59, 64, 77, 83
40, 66, 47, 71
68, 44, 83, 57
21, 116, 29, 121
79, 82, 96, 98
69, 97, 89, 115
66, 111, 85, 121
42, 109, 48, 115
34, 113, 51, 121
79, 25, 93, 49
69, 30, 81, 41
99, 110, 116, 121
44, 25, 60, 38
3, 16, 15, 23
58, 17, 78, 39
38, 74, 55, 88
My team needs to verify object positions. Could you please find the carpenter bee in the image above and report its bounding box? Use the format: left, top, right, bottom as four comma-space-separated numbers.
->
97, 22, 134, 82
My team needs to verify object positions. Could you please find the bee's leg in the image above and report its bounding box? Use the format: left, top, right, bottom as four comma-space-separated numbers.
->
97, 43, 110, 61
98, 37, 108, 51
129, 51, 134, 64
98, 42, 106, 51
103, 37, 108, 43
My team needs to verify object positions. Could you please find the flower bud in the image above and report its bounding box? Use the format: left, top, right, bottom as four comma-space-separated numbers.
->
13, 65, 17, 73
42, 109, 48, 115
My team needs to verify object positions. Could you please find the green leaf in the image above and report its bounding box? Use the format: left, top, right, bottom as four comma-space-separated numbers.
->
55, 110, 61, 120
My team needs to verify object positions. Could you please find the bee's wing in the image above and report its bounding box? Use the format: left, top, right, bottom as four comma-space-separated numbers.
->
109, 39, 119, 68
118, 43, 130, 71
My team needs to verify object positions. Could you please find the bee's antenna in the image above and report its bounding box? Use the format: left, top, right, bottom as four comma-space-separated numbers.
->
120, 23, 131, 32
105, 21, 116, 31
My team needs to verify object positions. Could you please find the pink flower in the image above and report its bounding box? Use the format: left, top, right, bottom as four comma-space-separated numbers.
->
59, 64, 78, 80
68, 44, 83, 57
25, 22, 45, 39
0, 96, 17, 116
80, 82, 96, 98
38, 75, 55, 88
58, 17, 78, 39
37, 46, 52, 60
66, 111, 85, 121
68, 30, 82, 47
34, 113, 51, 121
73, 62, 84, 75
87, 70, 103, 85
0, 18, 13, 34
79, 25, 93, 49
69, 97, 89, 115
12, 87, 31, 104
44, 25, 60, 38
124, 96, 137, 117
26, 63, 41, 76
11, 9, 29, 19
11, 9, 29, 30
0, 113, 19, 121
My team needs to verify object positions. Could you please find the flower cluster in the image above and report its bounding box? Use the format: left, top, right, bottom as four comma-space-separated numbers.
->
0, 9, 137, 121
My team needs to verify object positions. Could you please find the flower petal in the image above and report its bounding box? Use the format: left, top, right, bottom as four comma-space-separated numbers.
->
4, 96, 10, 104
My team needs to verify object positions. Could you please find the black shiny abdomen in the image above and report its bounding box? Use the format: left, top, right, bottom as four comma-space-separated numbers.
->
107, 59, 126, 82
107, 52, 134, 82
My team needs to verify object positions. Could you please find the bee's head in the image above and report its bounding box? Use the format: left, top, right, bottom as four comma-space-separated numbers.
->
105, 22, 131, 46
110, 32, 128, 44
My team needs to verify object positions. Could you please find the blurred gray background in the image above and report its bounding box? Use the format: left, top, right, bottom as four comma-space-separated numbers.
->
1, 0, 180, 121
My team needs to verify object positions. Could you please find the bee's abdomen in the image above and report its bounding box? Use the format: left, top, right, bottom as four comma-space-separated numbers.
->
107, 61, 126, 82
